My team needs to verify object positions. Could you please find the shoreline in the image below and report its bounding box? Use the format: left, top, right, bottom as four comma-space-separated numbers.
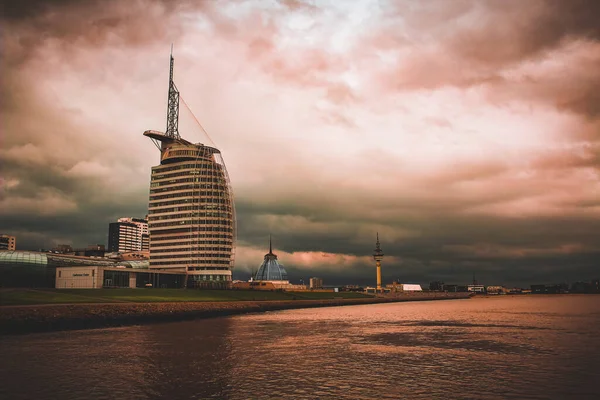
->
0, 293, 469, 336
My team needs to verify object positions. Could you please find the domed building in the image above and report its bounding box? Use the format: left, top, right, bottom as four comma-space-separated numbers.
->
254, 237, 288, 283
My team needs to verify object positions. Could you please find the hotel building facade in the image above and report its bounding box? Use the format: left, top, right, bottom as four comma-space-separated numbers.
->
144, 53, 236, 288
107, 217, 149, 253
0, 234, 16, 251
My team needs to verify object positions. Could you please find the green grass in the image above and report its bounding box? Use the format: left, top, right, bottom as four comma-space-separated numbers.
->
0, 289, 372, 306
288, 291, 370, 299
0, 290, 116, 306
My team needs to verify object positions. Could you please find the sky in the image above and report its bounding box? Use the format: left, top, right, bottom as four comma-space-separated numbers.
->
1, 0, 599, 287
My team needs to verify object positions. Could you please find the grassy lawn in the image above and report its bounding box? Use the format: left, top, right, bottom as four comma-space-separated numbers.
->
0, 289, 116, 306
0, 289, 372, 306
288, 291, 370, 299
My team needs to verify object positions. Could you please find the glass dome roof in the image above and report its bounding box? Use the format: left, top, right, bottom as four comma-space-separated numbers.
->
0, 251, 48, 266
117, 260, 149, 269
254, 238, 288, 281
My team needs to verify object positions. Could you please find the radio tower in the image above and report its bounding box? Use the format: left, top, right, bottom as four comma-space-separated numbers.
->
165, 45, 180, 140
373, 233, 384, 292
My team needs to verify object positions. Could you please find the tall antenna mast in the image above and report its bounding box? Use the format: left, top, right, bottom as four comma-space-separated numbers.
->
165, 44, 180, 140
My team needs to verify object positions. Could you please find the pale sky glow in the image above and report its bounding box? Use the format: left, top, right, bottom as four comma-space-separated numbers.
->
1, 0, 599, 286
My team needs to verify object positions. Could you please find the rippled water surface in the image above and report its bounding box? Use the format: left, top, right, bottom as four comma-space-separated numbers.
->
1, 295, 599, 399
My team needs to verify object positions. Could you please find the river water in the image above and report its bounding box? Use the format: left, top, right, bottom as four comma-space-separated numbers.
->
1, 295, 599, 399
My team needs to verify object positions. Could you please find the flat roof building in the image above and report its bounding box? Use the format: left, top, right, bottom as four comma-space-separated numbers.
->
108, 217, 148, 253
0, 234, 16, 251
56, 266, 185, 289
108, 221, 141, 253
310, 277, 323, 289
0, 250, 147, 288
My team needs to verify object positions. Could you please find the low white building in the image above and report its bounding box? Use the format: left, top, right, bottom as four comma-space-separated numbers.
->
400, 284, 423, 291
381, 283, 424, 293
468, 285, 486, 293
55, 266, 186, 289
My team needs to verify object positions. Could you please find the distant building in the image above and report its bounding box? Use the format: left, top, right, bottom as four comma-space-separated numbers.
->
56, 266, 184, 289
467, 285, 485, 293
444, 284, 469, 293
592, 279, 600, 293
254, 237, 288, 283
142, 234, 149, 252
400, 284, 422, 291
531, 283, 568, 294
84, 244, 105, 257
310, 277, 323, 289
108, 221, 139, 252
52, 244, 74, 254
120, 217, 149, 251
0, 250, 151, 288
486, 285, 505, 294
0, 234, 16, 251
108, 217, 148, 253
341, 285, 363, 292
387, 282, 423, 292
571, 280, 600, 294
429, 281, 445, 291
243, 237, 309, 291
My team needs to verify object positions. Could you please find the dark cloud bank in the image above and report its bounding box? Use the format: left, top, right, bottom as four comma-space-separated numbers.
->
1, 0, 599, 287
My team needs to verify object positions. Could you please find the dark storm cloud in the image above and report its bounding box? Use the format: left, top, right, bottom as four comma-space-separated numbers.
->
233, 184, 600, 286
387, 0, 600, 64
1, 0, 598, 288
373, 0, 600, 119
0, 0, 178, 249
450, 0, 600, 63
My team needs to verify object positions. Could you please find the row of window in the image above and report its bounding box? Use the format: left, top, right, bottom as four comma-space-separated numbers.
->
187, 267, 230, 271
152, 170, 224, 180
189, 274, 231, 281
150, 184, 226, 194
150, 220, 233, 228
152, 163, 222, 174
149, 207, 231, 216
149, 200, 230, 210
151, 233, 233, 241
150, 229, 234, 236
151, 239, 231, 247
150, 259, 231, 266
149, 213, 231, 222
149, 192, 232, 202
151, 246, 231, 254
151, 253, 231, 260
152, 170, 224, 182
150, 178, 225, 188
164, 149, 213, 159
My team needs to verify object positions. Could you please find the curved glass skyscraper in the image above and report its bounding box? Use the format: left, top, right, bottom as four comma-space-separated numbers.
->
144, 53, 236, 288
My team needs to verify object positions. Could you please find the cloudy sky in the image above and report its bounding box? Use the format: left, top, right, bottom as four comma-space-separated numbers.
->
1, 0, 599, 287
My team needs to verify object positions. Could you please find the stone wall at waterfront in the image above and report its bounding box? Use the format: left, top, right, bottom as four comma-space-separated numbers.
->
0, 293, 470, 335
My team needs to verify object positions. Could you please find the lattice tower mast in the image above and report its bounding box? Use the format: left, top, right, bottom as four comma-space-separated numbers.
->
165, 48, 180, 140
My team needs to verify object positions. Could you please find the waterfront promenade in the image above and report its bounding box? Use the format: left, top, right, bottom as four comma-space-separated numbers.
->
0, 290, 469, 335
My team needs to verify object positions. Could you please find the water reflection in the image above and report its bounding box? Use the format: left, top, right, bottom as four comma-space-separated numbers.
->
1, 296, 599, 400
142, 319, 234, 399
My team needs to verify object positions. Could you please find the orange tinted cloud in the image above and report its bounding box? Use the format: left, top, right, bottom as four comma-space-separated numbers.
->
1, 0, 598, 285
